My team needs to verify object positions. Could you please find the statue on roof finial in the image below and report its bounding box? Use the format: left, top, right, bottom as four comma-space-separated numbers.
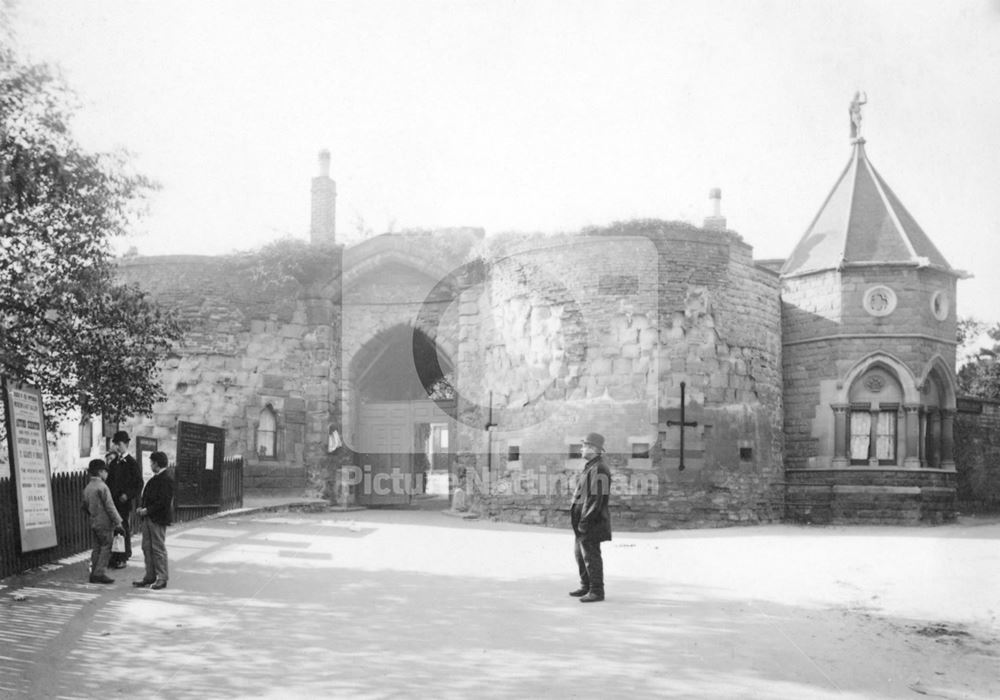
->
849, 91, 867, 142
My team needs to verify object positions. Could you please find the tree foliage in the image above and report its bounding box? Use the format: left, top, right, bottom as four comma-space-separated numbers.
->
1, 47, 183, 430
957, 318, 1000, 400
246, 236, 341, 290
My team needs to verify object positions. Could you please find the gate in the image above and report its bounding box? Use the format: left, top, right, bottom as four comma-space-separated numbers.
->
174, 456, 245, 523
356, 400, 454, 506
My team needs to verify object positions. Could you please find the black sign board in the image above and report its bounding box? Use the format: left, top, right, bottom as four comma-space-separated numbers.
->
176, 421, 226, 506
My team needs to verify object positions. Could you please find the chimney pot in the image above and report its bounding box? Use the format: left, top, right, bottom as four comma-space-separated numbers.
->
311, 149, 336, 245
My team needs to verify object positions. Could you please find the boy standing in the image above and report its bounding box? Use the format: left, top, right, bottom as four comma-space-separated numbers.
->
81, 459, 124, 584
133, 451, 174, 590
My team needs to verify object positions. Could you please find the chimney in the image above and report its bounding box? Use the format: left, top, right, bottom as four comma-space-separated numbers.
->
310, 149, 336, 245
703, 187, 727, 231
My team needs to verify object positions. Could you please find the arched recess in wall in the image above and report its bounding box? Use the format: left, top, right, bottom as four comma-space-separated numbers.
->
844, 362, 904, 466
341, 247, 455, 296
837, 352, 921, 405
832, 352, 955, 470
256, 404, 278, 459
916, 358, 957, 469
917, 355, 957, 411
831, 353, 919, 468
350, 325, 455, 402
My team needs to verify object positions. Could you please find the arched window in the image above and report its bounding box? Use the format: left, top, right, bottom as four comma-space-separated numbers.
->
257, 406, 277, 458
79, 414, 94, 458
847, 367, 902, 466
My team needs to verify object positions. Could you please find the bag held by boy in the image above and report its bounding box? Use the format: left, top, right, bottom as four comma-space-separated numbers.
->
111, 533, 126, 554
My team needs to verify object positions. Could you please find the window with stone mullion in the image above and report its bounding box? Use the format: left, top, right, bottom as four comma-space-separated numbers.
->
848, 404, 898, 466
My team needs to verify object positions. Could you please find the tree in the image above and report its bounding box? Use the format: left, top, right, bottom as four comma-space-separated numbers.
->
1, 45, 183, 431
956, 318, 1000, 400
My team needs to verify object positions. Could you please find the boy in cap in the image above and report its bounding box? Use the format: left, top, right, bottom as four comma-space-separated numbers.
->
81, 459, 125, 584
569, 432, 612, 602
105, 430, 143, 568
133, 451, 174, 590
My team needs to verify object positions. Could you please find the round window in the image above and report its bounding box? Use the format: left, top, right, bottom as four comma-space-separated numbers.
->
930, 291, 949, 321
863, 285, 897, 317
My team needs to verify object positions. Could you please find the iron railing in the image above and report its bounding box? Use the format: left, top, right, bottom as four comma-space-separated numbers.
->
0, 457, 243, 580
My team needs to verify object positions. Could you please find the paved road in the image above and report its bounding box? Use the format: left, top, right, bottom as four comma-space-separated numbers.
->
1, 507, 998, 699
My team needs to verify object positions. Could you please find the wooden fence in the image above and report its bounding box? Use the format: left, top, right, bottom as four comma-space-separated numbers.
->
0, 457, 243, 580
174, 456, 244, 522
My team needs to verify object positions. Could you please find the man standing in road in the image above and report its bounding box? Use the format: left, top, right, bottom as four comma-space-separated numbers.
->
106, 430, 143, 569
569, 432, 612, 603
133, 451, 174, 590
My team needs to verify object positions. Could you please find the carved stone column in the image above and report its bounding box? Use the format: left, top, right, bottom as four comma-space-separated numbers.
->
927, 408, 941, 468
867, 406, 880, 467
903, 404, 922, 469
940, 409, 956, 470
831, 404, 849, 468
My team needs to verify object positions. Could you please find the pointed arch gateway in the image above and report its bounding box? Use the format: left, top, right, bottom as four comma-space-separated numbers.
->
348, 325, 457, 506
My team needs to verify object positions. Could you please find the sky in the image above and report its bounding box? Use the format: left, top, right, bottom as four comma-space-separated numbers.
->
10, 0, 1000, 327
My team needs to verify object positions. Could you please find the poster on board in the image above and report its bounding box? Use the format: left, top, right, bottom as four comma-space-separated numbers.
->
135, 435, 158, 482
3, 378, 58, 552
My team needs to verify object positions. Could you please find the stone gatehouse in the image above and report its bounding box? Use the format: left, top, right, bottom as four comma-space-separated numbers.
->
98, 126, 964, 528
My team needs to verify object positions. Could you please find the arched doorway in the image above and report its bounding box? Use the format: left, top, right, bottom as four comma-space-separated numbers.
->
351, 325, 456, 506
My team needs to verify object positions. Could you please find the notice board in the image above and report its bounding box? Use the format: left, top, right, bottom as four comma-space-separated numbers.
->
2, 378, 58, 552
135, 435, 158, 482
176, 421, 225, 506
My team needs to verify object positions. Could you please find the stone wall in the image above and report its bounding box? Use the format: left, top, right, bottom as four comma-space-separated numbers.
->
473, 221, 785, 528
954, 397, 1000, 513
117, 253, 342, 491
785, 469, 957, 524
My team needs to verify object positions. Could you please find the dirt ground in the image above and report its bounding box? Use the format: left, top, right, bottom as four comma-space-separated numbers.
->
1, 507, 998, 699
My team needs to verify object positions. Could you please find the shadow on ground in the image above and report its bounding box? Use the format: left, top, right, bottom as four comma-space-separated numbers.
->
2, 511, 998, 700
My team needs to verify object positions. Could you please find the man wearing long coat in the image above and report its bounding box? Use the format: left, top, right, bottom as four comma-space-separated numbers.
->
569, 432, 612, 603
106, 430, 143, 568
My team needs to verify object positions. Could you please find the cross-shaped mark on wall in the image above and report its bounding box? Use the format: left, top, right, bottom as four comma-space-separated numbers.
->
661, 381, 706, 471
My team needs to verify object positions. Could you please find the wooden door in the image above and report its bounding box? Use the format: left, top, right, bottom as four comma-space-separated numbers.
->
357, 403, 413, 506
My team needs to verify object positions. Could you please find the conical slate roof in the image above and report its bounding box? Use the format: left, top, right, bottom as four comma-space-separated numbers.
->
781, 140, 955, 277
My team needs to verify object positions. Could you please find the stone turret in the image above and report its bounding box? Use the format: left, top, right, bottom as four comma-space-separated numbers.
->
781, 95, 963, 524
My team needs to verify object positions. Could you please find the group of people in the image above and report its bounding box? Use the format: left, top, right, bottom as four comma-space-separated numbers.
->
82, 427, 612, 602
81, 431, 174, 590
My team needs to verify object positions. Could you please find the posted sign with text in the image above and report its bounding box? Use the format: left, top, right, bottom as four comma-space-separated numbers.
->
3, 378, 58, 551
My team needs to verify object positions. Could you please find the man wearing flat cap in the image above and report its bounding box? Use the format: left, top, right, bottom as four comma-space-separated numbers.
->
569, 431, 612, 603
105, 430, 143, 569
